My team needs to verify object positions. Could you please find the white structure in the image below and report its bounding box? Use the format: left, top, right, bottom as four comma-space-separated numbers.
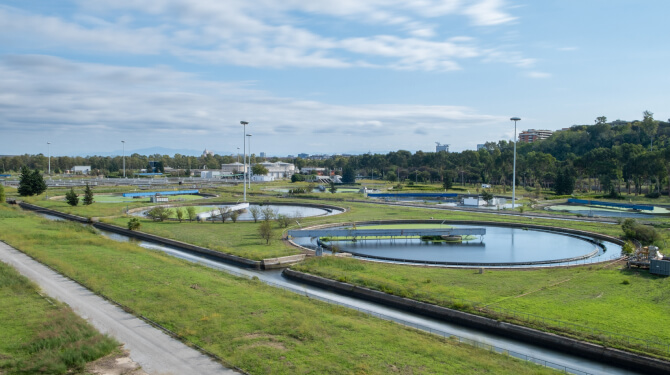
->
252, 175, 275, 182
435, 142, 449, 152
72, 166, 91, 175
221, 162, 248, 174
258, 161, 295, 179
200, 171, 222, 178
202, 149, 214, 157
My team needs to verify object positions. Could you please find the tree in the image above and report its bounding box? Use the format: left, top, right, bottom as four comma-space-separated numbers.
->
249, 206, 261, 222
186, 206, 196, 222
83, 183, 94, 205
218, 206, 230, 223
252, 164, 269, 175
18, 167, 47, 196
230, 210, 240, 223
329, 181, 337, 194
258, 220, 274, 244
291, 174, 306, 182
554, 167, 575, 195
127, 217, 141, 231
640, 110, 659, 151
481, 190, 494, 205
385, 171, 397, 182
65, 188, 79, 206
261, 206, 276, 221
145, 206, 172, 222
0, 184, 5, 203
175, 207, 184, 222
595, 116, 607, 125
443, 170, 455, 190
341, 166, 356, 184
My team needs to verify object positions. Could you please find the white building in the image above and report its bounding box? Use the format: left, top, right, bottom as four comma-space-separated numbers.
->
221, 162, 248, 174
258, 161, 295, 179
200, 171, 223, 178
72, 166, 91, 174
301, 167, 326, 175
252, 175, 275, 182
202, 149, 214, 157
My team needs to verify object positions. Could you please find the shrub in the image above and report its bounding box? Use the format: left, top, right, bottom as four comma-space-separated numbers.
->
65, 188, 79, 206
276, 214, 292, 228
175, 207, 184, 222
127, 218, 141, 231
0, 184, 5, 203
621, 279, 630, 285
230, 210, 239, 223
261, 206, 276, 221
258, 220, 274, 244
621, 218, 660, 245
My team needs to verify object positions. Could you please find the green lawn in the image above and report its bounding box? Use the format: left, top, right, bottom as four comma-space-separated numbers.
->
0, 221, 118, 374
293, 256, 670, 358
0, 204, 558, 375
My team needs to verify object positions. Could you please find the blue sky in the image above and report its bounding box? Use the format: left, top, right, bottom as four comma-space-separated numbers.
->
1, 0, 668, 157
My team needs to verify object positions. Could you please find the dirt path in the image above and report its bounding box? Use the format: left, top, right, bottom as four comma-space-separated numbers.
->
0, 241, 240, 375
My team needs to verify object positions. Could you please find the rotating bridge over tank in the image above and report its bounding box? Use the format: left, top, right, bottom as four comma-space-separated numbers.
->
288, 227, 486, 240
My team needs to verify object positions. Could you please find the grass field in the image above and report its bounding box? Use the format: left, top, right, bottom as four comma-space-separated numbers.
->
0, 229, 118, 374
293, 256, 670, 358
0, 204, 558, 374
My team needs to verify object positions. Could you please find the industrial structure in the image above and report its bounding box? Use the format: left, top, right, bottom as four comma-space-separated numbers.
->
518, 129, 553, 143
435, 142, 449, 152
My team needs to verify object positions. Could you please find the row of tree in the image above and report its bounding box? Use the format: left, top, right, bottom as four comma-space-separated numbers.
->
4, 112, 669, 196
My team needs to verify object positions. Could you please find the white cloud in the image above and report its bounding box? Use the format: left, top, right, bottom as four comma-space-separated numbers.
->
0, 1, 531, 72
0, 55, 506, 154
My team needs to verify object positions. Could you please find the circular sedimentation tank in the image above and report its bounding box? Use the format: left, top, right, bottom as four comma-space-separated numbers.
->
290, 221, 622, 268
133, 202, 343, 221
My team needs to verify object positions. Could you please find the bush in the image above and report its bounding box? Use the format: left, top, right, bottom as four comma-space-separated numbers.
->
645, 191, 661, 199
65, 188, 79, 206
0, 184, 5, 203
621, 218, 660, 245
127, 217, 141, 231
276, 214, 292, 228
291, 174, 306, 182
175, 207, 184, 222
258, 220, 274, 244
249, 206, 261, 222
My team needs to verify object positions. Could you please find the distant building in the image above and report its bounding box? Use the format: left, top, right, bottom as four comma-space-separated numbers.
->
301, 167, 326, 175
477, 144, 486, 151
259, 152, 266, 159
298, 153, 309, 159
258, 161, 296, 179
200, 171, 223, 178
435, 142, 449, 152
72, 166, 91, 175
221, 162, 247, 174
202, 149, 214, 157
518, 129, 553, 143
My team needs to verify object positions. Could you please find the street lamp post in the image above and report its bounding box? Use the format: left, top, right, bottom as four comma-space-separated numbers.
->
510, 117, 521, 210
47, 142, 51, 176
122, 140, 126, 178
247, 134, 252, 189
240, 121, 249, 201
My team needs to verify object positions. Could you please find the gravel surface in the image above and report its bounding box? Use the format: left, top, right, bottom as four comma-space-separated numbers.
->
0, 241, 240, 375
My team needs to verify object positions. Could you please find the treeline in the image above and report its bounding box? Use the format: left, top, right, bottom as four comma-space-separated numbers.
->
3, 112, 669, 196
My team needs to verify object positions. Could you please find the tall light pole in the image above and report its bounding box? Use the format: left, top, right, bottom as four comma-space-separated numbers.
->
47, 142, 51, 176
247, 133, 252, 189
510, 117, 521, 210
121, 140, 126, 178
240, 121, 249, 201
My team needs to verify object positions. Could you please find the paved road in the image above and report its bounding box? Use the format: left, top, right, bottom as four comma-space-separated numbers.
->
0, 241, 240, 375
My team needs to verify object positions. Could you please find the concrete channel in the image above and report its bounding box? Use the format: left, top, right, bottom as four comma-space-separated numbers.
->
17, 203, 665, 374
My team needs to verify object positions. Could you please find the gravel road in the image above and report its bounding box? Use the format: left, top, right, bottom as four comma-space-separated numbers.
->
0, 241, 241, 375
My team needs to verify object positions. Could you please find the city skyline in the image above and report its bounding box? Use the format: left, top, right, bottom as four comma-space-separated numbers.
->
1, 0, 668, 157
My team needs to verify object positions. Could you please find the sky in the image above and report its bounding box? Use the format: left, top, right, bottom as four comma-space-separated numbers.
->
1, 0, 669, 157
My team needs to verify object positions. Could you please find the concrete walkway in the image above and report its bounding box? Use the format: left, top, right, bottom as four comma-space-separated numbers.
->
0, 241, 240, 375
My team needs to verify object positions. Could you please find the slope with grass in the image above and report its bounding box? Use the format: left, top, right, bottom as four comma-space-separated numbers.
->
0, 233, 118, 374
0, 204, 557, 374
292, 256, 670, 358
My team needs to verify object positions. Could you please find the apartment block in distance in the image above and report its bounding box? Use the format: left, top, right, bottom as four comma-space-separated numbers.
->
518, 129, 553, 143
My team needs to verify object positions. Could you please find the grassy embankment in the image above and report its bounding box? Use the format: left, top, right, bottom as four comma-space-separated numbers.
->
0, 204, 557, 374
0, 213, 118, 374
293, 256, 670, 358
